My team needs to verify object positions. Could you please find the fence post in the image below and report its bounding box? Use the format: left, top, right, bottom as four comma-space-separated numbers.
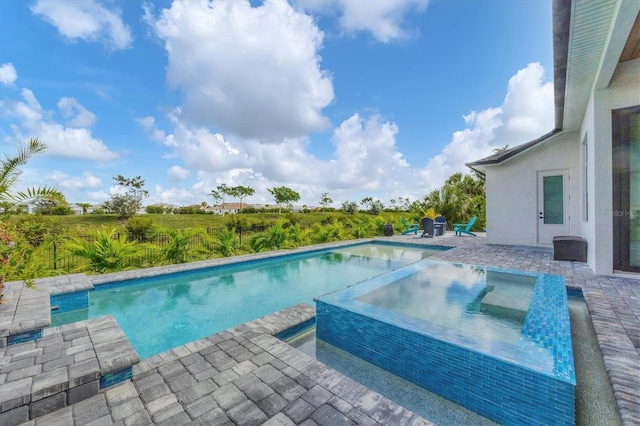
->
239, 226, 242, 245
53, 241, 57, 270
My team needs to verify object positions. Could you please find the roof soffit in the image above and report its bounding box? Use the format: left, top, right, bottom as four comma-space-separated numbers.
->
563, 0, 618, 131
594, 2, 640, 90
620, 11, 640, 61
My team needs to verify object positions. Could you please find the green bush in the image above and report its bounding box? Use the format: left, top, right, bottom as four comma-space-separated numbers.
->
151, 227, 207, 265
126, 216, 155, 241
213, 227, 241, 257
15, 216, 60, 246
145, 206, 165, 214
65, 227, 145, 274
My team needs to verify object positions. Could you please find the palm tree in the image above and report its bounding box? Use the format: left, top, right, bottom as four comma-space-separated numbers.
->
0, 138, 62, 212
286, 222, 310, 248
65, 228, 144, 274
76, 202, 92, 214
1, 139, 61, 300
349, 217, 374, 239
213, 227, 240, 257
250, 221, 288, 252
153, 227, 206, 265
311, 223, 345, 244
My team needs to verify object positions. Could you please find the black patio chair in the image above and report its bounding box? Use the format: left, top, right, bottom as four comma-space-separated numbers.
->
420, 217, 434, 238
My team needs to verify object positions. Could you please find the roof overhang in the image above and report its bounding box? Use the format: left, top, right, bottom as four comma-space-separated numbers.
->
466, 129, 562, 175
467, 0, 640, 175
561, 0, 639, 131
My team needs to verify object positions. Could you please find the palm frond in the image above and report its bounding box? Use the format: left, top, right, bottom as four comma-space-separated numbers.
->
0, 138, 47, 193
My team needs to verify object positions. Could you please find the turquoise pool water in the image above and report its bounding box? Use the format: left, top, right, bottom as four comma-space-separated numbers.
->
356, 264, 537, 344
51, 243, 444, 359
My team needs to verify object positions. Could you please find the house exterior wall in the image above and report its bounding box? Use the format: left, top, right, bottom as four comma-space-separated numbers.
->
581, 58, 640, 274
484, 132, 580, 247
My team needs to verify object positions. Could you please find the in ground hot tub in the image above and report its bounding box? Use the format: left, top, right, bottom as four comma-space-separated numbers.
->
315, 260, 575, 425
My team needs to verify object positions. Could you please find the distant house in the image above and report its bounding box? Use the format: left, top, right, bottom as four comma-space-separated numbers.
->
208, 203, 261, 215
145, 203, 179, 213
69, 205, 84, 215
467, 0, 640, 275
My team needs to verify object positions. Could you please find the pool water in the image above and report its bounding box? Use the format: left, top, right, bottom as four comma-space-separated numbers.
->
285, 327, 498, 425
356, 263, 537, 344
51, 243, 444, 359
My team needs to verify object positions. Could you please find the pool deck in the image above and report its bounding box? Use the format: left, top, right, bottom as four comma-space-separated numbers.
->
0, 234, 638, 425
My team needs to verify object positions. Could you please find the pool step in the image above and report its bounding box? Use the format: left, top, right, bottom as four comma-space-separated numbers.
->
480, 289, 529, 321
0, 316, 139, 426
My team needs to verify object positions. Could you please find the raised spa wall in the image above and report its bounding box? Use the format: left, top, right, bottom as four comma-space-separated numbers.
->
316, 260, 576, 426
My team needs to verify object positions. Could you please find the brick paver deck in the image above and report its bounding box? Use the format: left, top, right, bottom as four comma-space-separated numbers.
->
0, 234, 638, 425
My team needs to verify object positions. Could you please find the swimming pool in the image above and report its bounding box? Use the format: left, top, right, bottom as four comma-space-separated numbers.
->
51, 242, 445, 359
316, 259, 576, 425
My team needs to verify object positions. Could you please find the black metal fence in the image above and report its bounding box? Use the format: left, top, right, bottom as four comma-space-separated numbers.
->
47, 223, 314, 272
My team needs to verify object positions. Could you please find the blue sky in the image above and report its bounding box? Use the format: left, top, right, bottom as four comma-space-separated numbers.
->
0, 0, 554, 208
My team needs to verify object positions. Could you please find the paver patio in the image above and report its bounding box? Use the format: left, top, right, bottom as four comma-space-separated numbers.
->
0, 234, 638, 425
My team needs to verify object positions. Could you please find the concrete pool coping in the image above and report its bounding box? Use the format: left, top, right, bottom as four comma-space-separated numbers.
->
0, 235, 638, 425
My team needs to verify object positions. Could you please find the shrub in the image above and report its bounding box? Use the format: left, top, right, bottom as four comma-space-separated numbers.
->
0, 221, 57, 283
250, 222, 288, 252
65, 227, 144, 274
126, 216, 155, 241
286, 222, 310, 248
341, 201, 358, 215
145, 205, 165, 214
15, 216, 60, 246
213, 227, 241, 257
311, 223, 345, 243
152, 227, 206, 265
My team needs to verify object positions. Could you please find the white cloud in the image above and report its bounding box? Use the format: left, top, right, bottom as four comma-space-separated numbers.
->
3, 88, 119, 161
147, 0, 333, 140
140, 109, 413, 204
147, 184, 201, 207
496, 62, 554, 139
329, 113, 410, 190
138, 111, 245, 171
57, 97, 97, 128
418, 62, 554, 191
46, 170, 103, 191
87, 190, 110, 203
295, 0, 428, 42
30, 0, 132, 50
138, 62, 553, 206
0, 63, 17, 85
167, 165, 189, 182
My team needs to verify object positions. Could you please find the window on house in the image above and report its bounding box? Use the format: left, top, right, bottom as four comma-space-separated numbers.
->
612, 106, 640, 272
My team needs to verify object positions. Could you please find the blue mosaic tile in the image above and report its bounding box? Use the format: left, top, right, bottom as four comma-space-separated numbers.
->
51, 291, 89, 313
316, 259, 576, 426
8, 329, 43, 345
99, 367, 133, 388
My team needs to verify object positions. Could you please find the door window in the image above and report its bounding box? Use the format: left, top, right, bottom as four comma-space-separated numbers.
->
543, 175, 564, 224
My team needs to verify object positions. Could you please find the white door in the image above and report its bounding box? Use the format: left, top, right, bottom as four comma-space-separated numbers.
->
537, 170, 570, 244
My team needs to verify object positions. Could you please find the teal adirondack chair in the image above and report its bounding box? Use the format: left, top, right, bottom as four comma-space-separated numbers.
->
399, 217, 419, 235
453, 216, 477, 236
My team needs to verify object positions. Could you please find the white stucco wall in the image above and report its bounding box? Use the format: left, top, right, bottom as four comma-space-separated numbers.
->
581, 58, 640, 275
484, 132, 581, 247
